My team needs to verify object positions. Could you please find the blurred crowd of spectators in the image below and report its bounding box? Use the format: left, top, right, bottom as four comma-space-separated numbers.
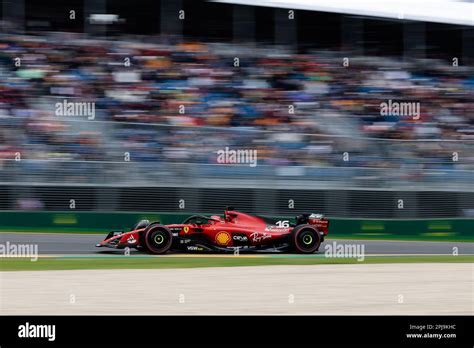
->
0, 32, 473, 175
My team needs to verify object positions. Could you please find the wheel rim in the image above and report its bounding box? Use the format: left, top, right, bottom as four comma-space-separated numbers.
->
147, 229, 170, 251
297, 229, 318, 251
303, 234, 313, 245
154, 234, 164, 245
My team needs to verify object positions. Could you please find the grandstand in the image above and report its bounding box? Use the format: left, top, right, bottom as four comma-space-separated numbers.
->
0, 0, 473, 216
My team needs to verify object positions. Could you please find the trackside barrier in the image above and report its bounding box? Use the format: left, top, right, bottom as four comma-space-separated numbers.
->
0, 211, 472, 241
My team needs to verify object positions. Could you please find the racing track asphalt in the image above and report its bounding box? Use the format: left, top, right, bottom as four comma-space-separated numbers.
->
1, 232, 473, 255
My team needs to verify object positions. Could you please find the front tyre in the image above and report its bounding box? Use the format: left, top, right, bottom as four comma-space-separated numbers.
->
292, 225, 321, 254
143, 225, 173, 254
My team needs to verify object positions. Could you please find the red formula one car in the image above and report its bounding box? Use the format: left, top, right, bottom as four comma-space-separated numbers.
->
96, 207, 329, 254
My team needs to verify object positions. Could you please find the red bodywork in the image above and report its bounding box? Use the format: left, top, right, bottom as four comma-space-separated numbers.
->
97, 209, 329, 253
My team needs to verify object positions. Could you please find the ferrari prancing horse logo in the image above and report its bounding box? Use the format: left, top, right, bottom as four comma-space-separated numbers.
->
215, 231, 231, 246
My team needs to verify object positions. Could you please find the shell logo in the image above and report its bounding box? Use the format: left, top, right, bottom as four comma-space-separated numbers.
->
215, 231, 231, 246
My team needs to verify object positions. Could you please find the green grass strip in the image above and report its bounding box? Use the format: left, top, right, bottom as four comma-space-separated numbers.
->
1, 255, 472, 271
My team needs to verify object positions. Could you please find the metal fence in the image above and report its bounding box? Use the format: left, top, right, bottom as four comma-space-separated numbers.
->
2, 184, 474, 218
0, 158, 473, 191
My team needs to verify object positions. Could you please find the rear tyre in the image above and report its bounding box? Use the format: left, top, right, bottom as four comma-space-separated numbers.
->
292, 225, 321, 254
143, 225, 173, 254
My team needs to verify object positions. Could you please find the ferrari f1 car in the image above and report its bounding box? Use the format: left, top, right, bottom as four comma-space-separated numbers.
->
96, 207, 329, 254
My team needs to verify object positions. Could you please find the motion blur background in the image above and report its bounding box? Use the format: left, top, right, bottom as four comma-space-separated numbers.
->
0, 0, 473, 218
